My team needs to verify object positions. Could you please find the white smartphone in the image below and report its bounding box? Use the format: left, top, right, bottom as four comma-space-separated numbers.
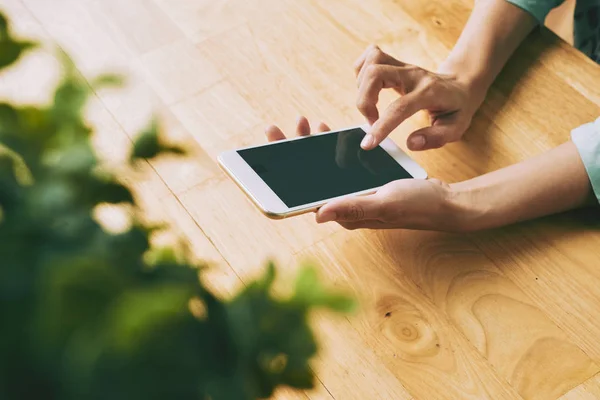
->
218, 125, 427, 219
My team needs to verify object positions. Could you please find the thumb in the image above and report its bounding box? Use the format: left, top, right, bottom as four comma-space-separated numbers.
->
316, 194, 381, 223
406, 124, 459, 151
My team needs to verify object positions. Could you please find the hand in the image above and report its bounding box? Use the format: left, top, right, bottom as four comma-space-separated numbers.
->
265, 117, 469, 232
314, 178, 462, 231
354, 45, 484, 151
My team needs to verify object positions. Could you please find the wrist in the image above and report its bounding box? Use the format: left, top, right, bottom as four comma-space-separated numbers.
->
438, 57, 490, 114
444, 181, 492, 232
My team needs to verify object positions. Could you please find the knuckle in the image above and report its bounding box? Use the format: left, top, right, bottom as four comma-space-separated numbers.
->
349, 204, 365, 221
368, 43, 380, 51
420, 74, 439, 92
364, 64, 382, 80
371, 47, 384, 61
341, 204, 365, 221
356, 98, 372, 114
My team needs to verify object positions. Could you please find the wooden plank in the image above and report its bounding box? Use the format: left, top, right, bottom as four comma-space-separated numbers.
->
560, 373, 600, 400
294, 232, 523, 400
470, 215, 600, 363
369, 229, 599, 399
135, 38, 222, 105
153, 0, 294, 42
89, 0, 184, 55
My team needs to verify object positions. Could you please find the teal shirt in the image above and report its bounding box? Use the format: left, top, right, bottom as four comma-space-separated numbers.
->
506, 0, 600, 203
507, 0, 600, 62
572, 119, 600, 203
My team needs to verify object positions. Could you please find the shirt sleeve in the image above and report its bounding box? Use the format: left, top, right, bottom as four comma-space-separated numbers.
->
571, 118, 600, 204
504, 0, 566, 24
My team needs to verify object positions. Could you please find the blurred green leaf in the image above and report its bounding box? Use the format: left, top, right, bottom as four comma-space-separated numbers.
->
131, 119, 187, 161
0, 39, 36, 69
131, 120, 161, 160
294, 266, 357, 313
0, 9, 355, 400
52, 78, 89, 125
143, 247, 179, 267
0, 152, 21, 211
91, 73, 125, 89
93, 180, 134, 204
33, 258, 125, 354
107, 285, 194, 352
0, 12, 8, 38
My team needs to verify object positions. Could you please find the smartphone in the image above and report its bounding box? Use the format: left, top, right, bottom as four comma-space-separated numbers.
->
218, 125, 427, 219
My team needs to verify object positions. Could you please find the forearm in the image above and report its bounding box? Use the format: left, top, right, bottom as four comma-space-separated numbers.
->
451, 141, 594, 231
438, 0, 537, 107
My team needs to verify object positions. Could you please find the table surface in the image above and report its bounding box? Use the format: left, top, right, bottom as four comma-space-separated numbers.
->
2, 0, 600, 399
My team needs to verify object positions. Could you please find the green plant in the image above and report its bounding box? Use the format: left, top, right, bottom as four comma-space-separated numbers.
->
0, 11, 355, 400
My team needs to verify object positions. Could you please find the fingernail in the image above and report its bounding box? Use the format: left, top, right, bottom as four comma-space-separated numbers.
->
296, 115, 303, 124
317, 210, 336, 223
361, 134, 374, 149
409, 135, 426, 150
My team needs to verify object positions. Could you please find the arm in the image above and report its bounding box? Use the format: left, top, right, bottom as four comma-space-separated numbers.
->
312, 139, 595, 232
451, 141, 595, 231
438, 0, 538, 104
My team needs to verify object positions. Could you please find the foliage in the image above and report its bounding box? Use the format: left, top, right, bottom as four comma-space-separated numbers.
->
0, 11, 355, 400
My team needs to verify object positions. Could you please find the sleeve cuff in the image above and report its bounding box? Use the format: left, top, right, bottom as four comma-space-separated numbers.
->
571, 118, 600, 204
504, 0, 563, 24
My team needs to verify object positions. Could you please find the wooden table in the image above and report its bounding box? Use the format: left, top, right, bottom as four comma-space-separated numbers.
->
2, 0, 600, 398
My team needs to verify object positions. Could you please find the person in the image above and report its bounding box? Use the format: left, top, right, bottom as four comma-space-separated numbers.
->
265, 0, 600, 232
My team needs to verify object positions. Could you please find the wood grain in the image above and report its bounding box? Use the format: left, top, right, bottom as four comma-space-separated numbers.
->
560, 373, 600, 400
3, 0, 600, 398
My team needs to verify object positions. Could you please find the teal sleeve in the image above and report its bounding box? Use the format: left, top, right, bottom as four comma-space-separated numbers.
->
572, 118, 600, 204
504, 0, 566, 23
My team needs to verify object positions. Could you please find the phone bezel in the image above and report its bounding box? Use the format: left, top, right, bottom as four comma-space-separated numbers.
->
217, 125, 428, 219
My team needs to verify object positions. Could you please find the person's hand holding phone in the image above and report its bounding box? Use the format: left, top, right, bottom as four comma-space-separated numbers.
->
355, 45, 484, 151
265, 118, 466, 231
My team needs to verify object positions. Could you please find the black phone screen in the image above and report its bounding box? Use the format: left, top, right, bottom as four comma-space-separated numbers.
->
237, 128, 413, 208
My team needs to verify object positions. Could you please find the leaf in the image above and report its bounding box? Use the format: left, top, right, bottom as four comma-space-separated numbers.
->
52, 78, 89, 123
91, 73, 125, 89
0, 12, 8, 38
0, 39, 37, 70
293, 266, 357, 313
131, 118, 187, 161
32, 257, 125, 354
0, 102, 19, 139
47, 141, 97, 174
260, 261, 276, 290
94, 181, 134, 204
131, 120, 160, 160
294, 266, 319, 295
107, 285, 193, 352
160, 144, 187, 156
318, 293, 357, 313
143, 247, 179, 267
0, 152, 21, 210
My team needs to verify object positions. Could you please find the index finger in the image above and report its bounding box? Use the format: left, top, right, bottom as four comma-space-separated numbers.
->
364, 90, 429, 150
356, 65, 422, 127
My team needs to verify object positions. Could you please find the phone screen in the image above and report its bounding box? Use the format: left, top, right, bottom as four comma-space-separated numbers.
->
237, 128, 413, 208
